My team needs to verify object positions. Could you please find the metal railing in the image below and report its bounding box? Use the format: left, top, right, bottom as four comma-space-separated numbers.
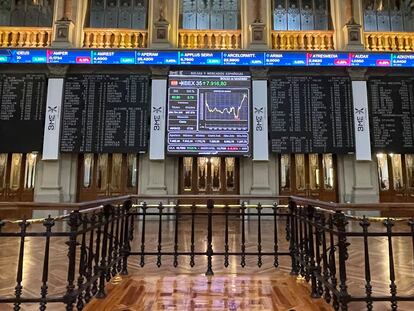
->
1, 195, 414, 310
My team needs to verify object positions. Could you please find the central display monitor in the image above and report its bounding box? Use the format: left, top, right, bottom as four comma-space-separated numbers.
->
167, 71, 251, 156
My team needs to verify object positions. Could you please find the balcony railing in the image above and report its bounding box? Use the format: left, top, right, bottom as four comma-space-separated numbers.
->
2, 195, 414, 310
83, 28, 148, 49
0, 27, 52, 48
271, 30, 334, 50
178, 29, 241, 49
364, 32, 414, 51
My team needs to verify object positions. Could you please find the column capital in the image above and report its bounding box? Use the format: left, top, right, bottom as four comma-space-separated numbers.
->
347, 68, 367, 81
250, 67, 269, 79
150, 66, 170, 78
47, 65, 69, 78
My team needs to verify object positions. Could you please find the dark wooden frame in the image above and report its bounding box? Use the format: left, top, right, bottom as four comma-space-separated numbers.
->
279, 154, 338, 202
77, 154, 138, 202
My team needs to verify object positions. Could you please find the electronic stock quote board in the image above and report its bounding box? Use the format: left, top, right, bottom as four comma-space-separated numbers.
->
368, 77, 414, 153
167, 71, 251, 156
0, 73, 47, 153
60, 74, 150, 153
269, 76, 355, 154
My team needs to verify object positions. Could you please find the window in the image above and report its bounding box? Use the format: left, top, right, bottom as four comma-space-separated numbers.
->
83, 154, 94, 188
180, 0, 240, 30
24, 153, 37, 189
88, 0, 148, 29
0, 0, 53, 27
0, 154, 7, 190
272, 0, 330, 31
377, 153, 390, 190
363, 0, 414, 32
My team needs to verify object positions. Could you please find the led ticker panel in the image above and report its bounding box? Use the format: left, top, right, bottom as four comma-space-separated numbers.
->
167, 71, 251, 156
0, 49, 414, 67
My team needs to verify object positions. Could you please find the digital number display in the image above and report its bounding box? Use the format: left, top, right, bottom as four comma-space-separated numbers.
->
0, 49, 414, 67
167, 71, 251, 156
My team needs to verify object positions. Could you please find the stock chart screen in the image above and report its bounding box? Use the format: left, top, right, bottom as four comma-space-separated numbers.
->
167, 71, 251, 156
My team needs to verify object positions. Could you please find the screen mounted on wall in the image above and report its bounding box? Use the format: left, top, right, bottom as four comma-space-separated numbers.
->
167, 71, 251, 156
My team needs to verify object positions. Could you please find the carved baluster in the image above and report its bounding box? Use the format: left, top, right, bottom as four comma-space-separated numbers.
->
371, 35, 377, 51
183, 33, 188, 49
125, 33, 131, 48
382, 34, 389, 51
291, 33, 297, 50
96, 32, 102, 48
271, 33, 276, 49
214, 33, 220, 49
84, 32, 90, 48
178, 33, 184, 48
364, 34, 370, 50
40, 31, 47, 47
198, 33, 203, 49
207, 33, 213, 49
189, 33, 194, 49
2, 31, 9, 47
316, 34, 322, 50
131, 33, 137, 48
87, 33, 93, 48
297, 33, 304, 50
397, 35, 404, 51
17, 31, 24, 47
107, 32, 113, 48
228, 34, 232, 49
306, 34, 313, 50
222, 34, 227, 49
24, 31, 32, 47
327, 34, 334, 50
381, 34, 387, 51
404, 35, 410, 52
120, 32, 126, 48
279, 34, 285, 50
286, 33, 292, 50
389, 34, 397, 51
235, 34, 240, 49
11, 31, 19, 47
34, 32, 40, 47
320, 34, 327, 50
198, 33, 202, 49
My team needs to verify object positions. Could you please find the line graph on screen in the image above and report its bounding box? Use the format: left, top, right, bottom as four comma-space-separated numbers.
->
203, 90, 249, 121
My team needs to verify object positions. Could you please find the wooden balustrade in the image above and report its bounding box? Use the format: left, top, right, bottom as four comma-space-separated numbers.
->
0, 27, 51, 47
271, 30, 334, 50
83, 28, 148, 49
178, 30, 241, 49
364, 32, 414, 51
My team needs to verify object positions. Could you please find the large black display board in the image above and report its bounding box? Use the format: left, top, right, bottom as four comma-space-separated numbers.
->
0, 73, 47, 153
60, 74, 149, 153
269, 76, 354, 154
368, 77, 414, 153
167, 71, 251, 156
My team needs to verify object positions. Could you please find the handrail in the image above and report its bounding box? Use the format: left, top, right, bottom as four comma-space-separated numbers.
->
2, 194, 414, 212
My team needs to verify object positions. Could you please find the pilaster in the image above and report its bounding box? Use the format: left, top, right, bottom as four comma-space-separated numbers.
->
248, 0, 268, 49
347, 68, 379, 203
249, 67, 272, 195
343, 0, 365, 51
151, 0, 173, 48
51, 0, 75, 48
34, 65, 68, 204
